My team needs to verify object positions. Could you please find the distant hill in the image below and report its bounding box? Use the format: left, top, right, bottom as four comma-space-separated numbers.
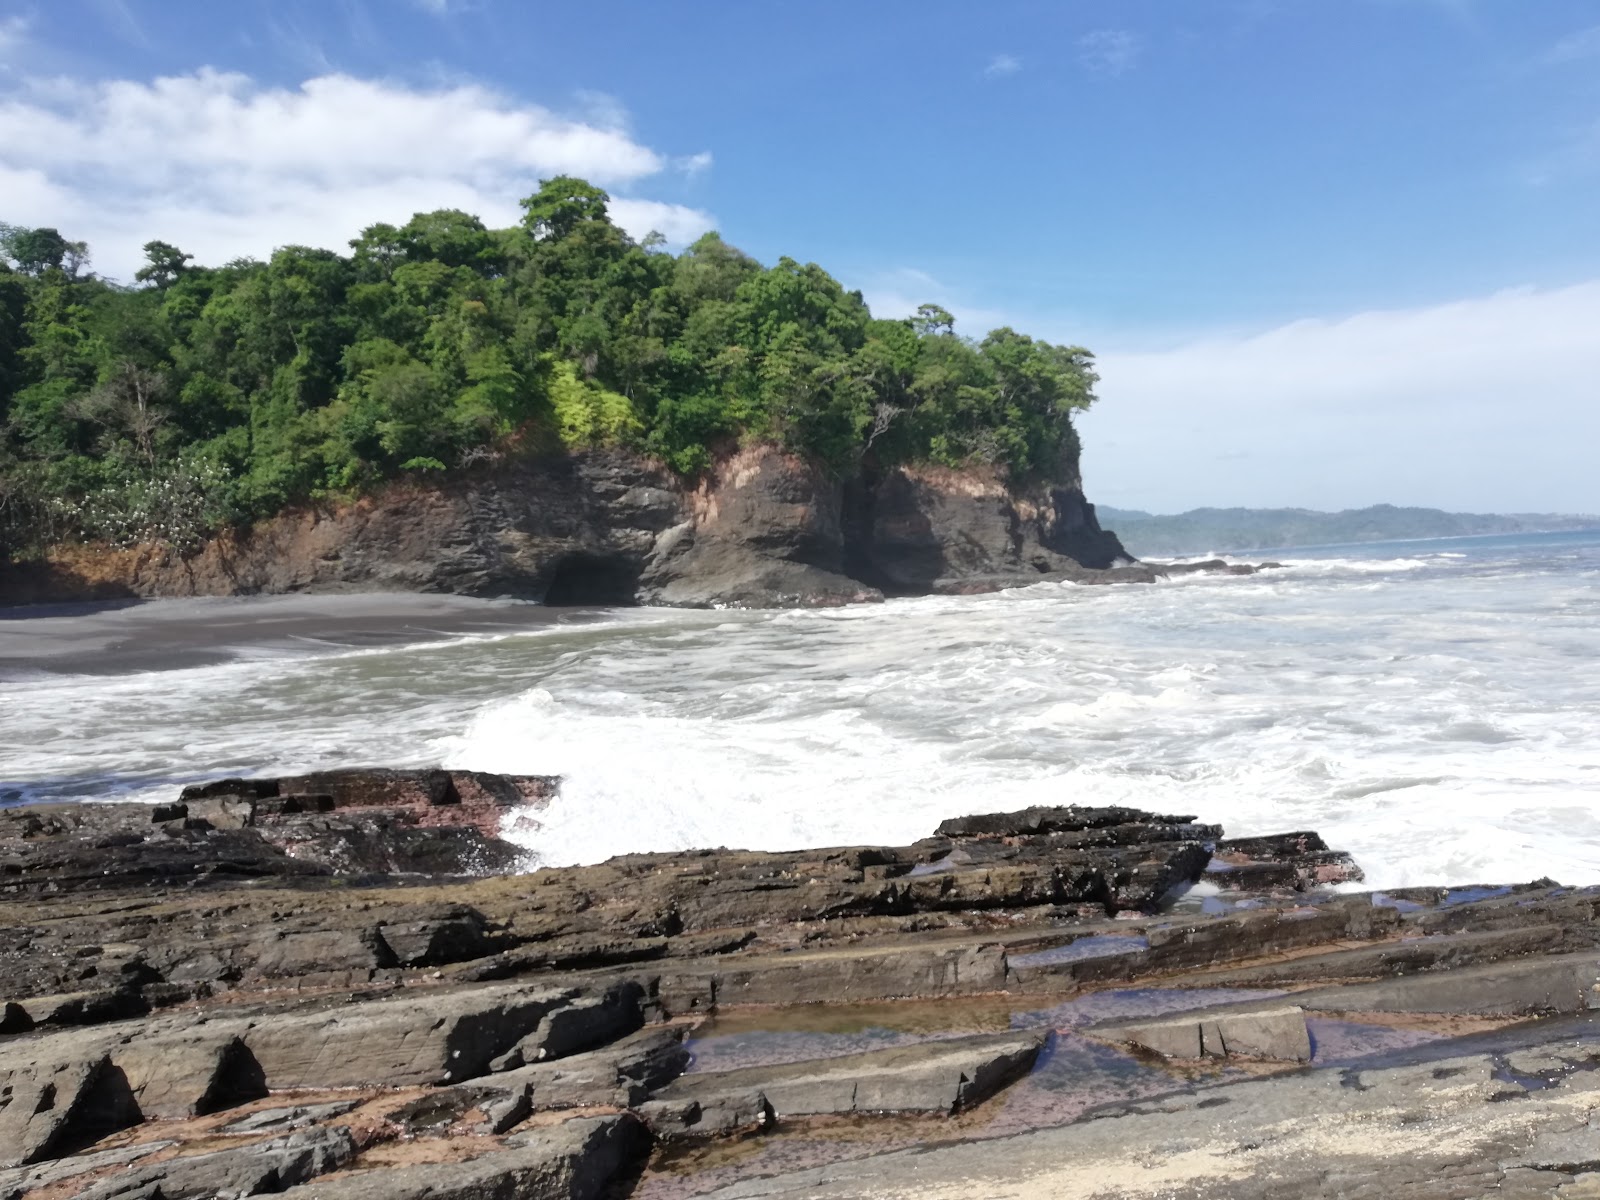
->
1098, 504, 1600, 558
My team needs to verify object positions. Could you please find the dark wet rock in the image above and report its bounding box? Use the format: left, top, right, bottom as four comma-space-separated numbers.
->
934, 805, 1213, 839
1211, 830, 1364, 890
0, 770, 553, 901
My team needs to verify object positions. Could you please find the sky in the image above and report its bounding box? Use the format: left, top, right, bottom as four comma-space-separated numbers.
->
1, 0, 1597, 514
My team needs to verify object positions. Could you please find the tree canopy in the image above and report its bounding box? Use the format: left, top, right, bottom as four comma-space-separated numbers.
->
0, 178, 1098, 554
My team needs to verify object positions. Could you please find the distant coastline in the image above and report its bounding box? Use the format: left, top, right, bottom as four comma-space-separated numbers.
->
1100, 502, 1600, 558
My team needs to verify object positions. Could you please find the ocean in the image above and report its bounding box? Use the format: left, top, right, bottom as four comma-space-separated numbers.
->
2, 528, 1597, 889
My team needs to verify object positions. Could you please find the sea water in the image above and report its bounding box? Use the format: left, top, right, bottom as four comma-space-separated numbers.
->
1, 529, 1597, 889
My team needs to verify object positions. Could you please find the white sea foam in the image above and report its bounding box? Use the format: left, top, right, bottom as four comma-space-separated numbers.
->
3, 531, 1598, 888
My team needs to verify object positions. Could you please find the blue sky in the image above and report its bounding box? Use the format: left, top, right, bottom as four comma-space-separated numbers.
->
3, 0, 1599, 513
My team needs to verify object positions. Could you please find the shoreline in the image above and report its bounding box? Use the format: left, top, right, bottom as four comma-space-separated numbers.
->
0, 557, 1259, 678
0, 593, 616, 677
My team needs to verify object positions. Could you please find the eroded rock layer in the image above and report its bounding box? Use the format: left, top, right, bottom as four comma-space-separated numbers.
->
2, 777, 1595, 1199
0, 446, 1256, 608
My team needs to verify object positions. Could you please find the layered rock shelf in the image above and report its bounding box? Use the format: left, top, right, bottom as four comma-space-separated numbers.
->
2, 771, 1596, 1199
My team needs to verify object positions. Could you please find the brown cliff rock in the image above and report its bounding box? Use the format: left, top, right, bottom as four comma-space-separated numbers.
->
0, 444, 1149, 608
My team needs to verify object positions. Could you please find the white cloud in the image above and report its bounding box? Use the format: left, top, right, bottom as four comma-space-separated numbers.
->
1078, 281, 1600, 514
857, 267, 1014, 335
572, 88, 630, 132
984, 54, 1021, 78
0, 14, 29, 64
1547, 24, 1600, 62
608, 198, 716, 245
91, 0, 149, 48
0, 69, 716, 278
679, 150, 713, 175
1078, 29, 1140, 75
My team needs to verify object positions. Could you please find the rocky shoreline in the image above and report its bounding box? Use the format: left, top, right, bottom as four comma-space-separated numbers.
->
0, 446, 1269, 610
2, 770, 1597, 1198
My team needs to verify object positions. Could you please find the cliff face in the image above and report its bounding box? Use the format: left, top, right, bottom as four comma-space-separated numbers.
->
0, 445, 1132, 608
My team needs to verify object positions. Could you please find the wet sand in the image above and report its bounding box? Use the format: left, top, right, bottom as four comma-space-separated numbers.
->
0, 593, 605, 677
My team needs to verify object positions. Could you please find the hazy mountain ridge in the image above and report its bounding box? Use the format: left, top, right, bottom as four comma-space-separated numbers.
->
1100, 503, 1600, 557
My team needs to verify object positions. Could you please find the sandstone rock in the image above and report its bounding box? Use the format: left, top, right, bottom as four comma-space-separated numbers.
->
0, 1054, 140, 1168
388, 1088, 487, 1135
677, 940, 1010, 1009
0, 1140, 172, 1200
113, 1030, 267, 1118
233, 982, 580, 1088
183, 795, 257, 831
248, 928, 392, 978
1108, 1006, 1312, 1062
1281, 952, 1600, 1017
657, 1029, 1047, 1118
219, 1099, 361, 1134
5, 988, 146, 1029
680, 1038, 1598, 1200
377, 915, 494, 967
74, 1124, 356, 1199
487, 1026, 690, 1113
277, 1115, 647, 1200
492, 983, 644, 1070
638, 1091, 774, 1141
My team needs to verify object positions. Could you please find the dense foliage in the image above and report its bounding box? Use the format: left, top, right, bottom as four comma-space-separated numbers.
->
0, 178, 1097, 554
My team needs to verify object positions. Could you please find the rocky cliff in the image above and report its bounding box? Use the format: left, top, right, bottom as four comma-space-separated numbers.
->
0, 445, 1139, 608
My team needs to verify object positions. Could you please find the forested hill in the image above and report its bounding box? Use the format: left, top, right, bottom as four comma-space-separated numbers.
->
1101, 504, 1600, 557
0, 177, 1097, 557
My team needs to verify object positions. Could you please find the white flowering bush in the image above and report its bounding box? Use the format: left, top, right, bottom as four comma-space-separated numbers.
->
43, 457, 237, 553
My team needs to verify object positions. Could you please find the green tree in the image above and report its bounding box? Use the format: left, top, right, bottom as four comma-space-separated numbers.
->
519, 176, 611, 242
135, 241, 194, 289
0, 181, 1101, 556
